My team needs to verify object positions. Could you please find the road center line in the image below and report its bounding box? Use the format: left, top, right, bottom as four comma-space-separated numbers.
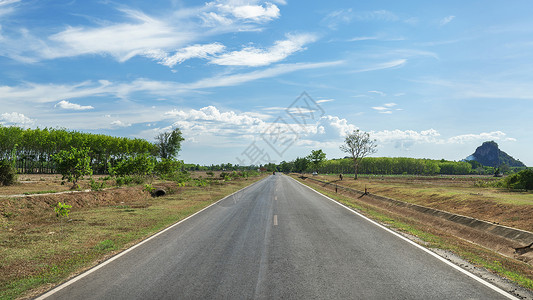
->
273, 215, 278, 226
274, 196, 278, 201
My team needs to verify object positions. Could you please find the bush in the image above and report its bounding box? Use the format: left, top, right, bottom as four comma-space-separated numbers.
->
54, 202, 72, 218
154, 159, 183, 176
112, 154, 155, 177
115, 175, 145, 186
90, 178, 106, 191
0, 160, 16, 186
504, 169, 533, 190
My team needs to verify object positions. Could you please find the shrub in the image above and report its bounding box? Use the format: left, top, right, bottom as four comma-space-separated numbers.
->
0, 160, 17, 186
154, 159, 183, 176
54, 202, 72, 218
90, 178, 106, 191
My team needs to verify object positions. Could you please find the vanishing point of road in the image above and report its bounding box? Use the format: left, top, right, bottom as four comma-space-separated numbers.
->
38, 174, 517, 299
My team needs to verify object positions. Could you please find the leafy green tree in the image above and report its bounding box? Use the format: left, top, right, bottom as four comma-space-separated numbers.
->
155, 128, 184, 159
340, 130, 377, 179
53, 147, 92, 189
293, 157, 310, 174
113, 154, 156, 177
504, 169, 533, 190
307, 149, 326, 173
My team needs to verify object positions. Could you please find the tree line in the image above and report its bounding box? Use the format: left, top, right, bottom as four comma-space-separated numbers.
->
277, 156, 475, 175
0, 126, 157, 174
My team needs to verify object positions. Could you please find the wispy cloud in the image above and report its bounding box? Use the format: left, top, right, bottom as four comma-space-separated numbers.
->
55, 100, 94, 111
144, 43, 225, 67
368, 90, 386, 96
349, 59, 407, 73
0, 61, 343, 103
321, 8, 354, 30
372, 102, 398, 114
440, 15, 455, 26
210, 33, 317, 67
0, 1, 284, 63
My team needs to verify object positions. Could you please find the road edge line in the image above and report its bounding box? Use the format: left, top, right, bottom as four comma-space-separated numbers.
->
288, 175, 519, 300
35, 176, 270, 300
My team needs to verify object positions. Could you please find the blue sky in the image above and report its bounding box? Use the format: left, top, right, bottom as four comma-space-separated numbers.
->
0, 0, 531, 166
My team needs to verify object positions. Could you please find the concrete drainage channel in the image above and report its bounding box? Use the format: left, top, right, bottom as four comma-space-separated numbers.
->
301, 176, 533, 260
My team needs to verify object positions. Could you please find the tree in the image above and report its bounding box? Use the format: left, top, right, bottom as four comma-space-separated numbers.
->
53, 147, 92, 189
307, 149, 326, 173
155, 128, 184, 159
293, 157, 310, 174
340, 130, 377, 179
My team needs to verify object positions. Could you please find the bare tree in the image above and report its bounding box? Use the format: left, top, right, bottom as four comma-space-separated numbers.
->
340, 130, 377, 180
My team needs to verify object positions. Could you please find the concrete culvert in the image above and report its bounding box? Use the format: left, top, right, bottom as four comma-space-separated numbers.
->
151, 189, 166, 197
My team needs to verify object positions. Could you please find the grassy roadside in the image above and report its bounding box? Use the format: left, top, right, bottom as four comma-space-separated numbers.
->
293, 176, 533, 291
0, 175, 267, 300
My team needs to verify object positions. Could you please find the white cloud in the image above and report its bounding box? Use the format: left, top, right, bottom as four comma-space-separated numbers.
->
372, 129, 441, 150
210, 33, 317, 67
368, 90, 385, 96
55, 100, 94, 111
110, 120, 131, 127
144, 43, 226, 67
372, 102, 399, 114
214, 1, 280, 22
447, 131, 516, 143
316, 99, 334, 103
40, 9, 197, 62
0, 112, 34, 126
440, 15, 455, 26
1, 2, 281, 63
316, 115, 357, 138
370, 128, 516, 151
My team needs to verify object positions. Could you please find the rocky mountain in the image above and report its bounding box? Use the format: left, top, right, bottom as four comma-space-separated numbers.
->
465, 141, 526, 167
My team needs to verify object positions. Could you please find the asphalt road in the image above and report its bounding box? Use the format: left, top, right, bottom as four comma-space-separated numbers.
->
38, 174, 516, 299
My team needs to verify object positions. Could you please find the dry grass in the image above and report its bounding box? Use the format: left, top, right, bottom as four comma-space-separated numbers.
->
0, 174, 267, 299
312, 174, 533, 232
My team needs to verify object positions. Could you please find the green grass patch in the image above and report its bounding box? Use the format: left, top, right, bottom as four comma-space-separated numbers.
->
23, 190, 57, 195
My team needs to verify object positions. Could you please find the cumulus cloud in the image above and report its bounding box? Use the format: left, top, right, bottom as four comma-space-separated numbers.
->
315, 115, 357, 138
447, 131, 516, 143
210, 33, 317, 67
370, 128, 516, 151
55, 100, 94, 110
0, 112, 34, 126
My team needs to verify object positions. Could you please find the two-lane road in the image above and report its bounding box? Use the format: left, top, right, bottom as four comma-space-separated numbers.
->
39, 174, 516, 299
